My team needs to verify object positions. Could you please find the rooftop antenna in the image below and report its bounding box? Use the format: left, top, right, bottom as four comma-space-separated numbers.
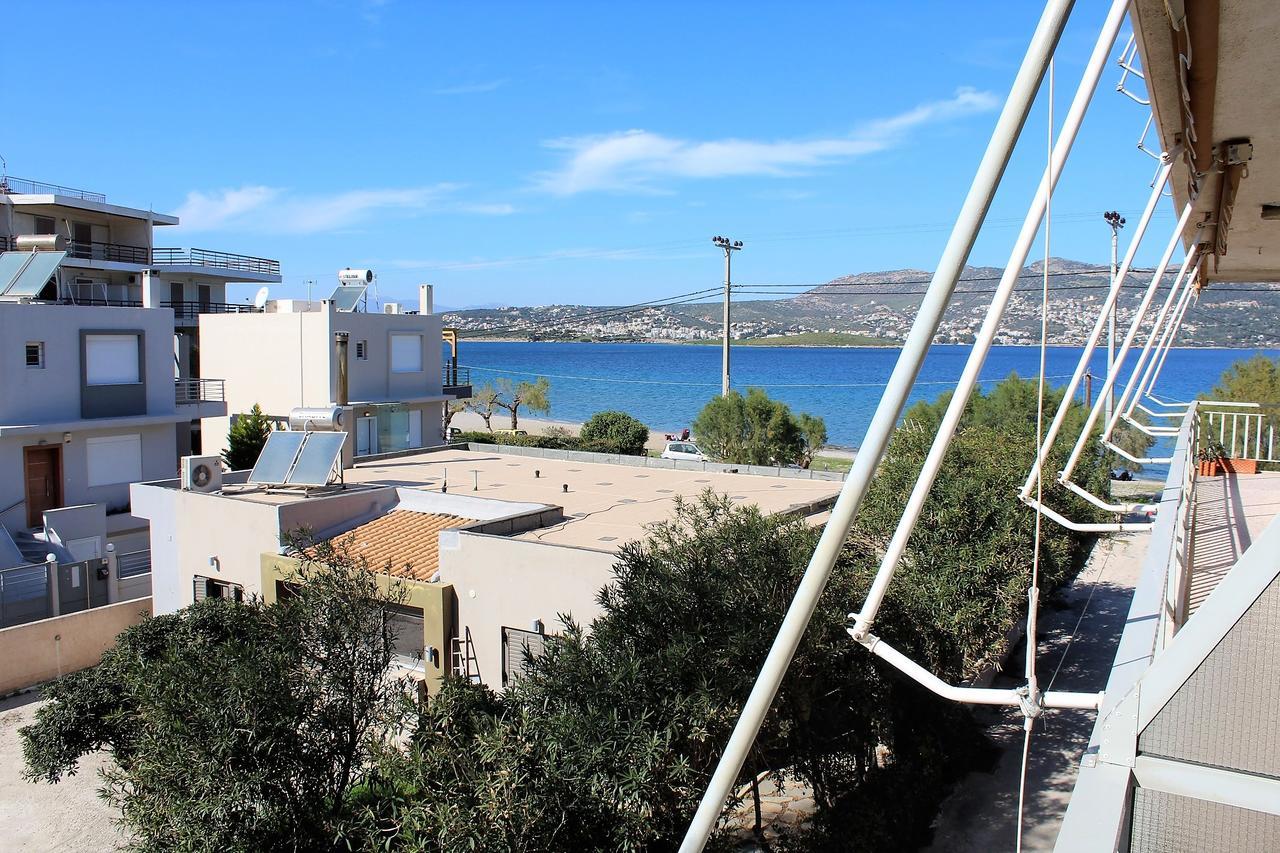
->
0, 153, 8, 193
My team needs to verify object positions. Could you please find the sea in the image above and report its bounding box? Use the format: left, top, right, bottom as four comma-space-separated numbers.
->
455, 341, 1277, 454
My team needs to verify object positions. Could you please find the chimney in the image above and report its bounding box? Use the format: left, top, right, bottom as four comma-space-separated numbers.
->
334, 331, 349, 406
419, 284, 434, 315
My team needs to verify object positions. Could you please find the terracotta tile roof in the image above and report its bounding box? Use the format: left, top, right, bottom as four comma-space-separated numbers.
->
329, 510, 475, 581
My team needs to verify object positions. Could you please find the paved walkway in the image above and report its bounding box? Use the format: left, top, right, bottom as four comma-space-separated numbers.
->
0, 691, 127, 852
925, 532, 1149, 852
1187, 470, 1280, 616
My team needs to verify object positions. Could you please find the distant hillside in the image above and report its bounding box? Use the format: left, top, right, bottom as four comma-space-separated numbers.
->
443, 258, 1280, 347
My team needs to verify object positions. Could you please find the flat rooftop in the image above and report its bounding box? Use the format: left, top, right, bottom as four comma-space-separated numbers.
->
219, 448, 841, 552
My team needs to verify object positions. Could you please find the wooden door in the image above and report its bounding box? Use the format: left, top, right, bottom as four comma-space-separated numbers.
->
23, 446, 62, 529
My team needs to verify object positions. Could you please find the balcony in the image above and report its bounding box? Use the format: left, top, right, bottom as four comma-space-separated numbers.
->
0, 175, 106, 203
175, 378, 225, 406
152, 247, 281, 277
163, 300, 262, 322
66, 238, 150, 265
443, 365, 472, 398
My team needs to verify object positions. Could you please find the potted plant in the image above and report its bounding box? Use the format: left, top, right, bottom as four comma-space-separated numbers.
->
1197, 438, 1227, 476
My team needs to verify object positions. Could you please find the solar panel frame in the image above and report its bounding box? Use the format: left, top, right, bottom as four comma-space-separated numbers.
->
247, 431, 307, 484
1, 250, 64, 297
329, 284, 367, 312
285, 432, 347, 486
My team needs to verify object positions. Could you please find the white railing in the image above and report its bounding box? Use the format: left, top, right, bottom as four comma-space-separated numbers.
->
1202, 409, 1279, 462
1162, 408, 1199, 646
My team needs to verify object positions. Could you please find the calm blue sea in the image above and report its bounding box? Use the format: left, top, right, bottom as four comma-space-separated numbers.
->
454, 342, 1277, 452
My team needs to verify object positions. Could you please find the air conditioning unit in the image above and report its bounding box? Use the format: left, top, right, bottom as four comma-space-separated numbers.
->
383, 303, 401, 314
181, 455, 223, 493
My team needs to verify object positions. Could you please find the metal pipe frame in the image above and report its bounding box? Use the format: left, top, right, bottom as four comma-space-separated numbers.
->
850, 0, 1129, 641
853, 632, 1103, 710
1058, 202, 1194, 485
1018, 156, 1176, 506
1117, 264, 1198, 436
1124, 266, 1198, 423
679, 2, 1078, 847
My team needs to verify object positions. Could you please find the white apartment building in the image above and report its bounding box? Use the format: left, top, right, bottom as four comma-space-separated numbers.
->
199, 284, 471, 464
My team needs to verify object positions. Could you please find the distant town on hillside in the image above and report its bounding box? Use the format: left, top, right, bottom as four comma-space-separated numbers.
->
442, 257, 1280, 347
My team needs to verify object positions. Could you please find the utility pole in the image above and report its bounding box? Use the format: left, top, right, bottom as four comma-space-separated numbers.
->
1103, 211, 1126, 424
712, 236, 743, 396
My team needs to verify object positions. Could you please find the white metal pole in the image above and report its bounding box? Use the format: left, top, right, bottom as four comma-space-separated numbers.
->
1147, 281, 1194, 396
1129, 266, 1197, 413
1060, 203, 1194, 481
1110, 249, 1198, 431
1019, 157, 1175, 501
852, 0, 1127, 638
679, 3, 1076, 848
1107, 225, 1117, 425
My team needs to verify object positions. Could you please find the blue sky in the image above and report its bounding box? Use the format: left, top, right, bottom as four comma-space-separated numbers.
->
5, 2, 1174, 309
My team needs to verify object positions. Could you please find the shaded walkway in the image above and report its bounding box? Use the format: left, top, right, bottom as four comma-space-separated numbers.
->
1187, 470, 1280, 616
925, 532, 1149, 852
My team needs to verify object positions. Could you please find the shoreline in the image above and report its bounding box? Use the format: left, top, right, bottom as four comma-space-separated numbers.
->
458, 338, 1276, 351
448, 410, 859, 458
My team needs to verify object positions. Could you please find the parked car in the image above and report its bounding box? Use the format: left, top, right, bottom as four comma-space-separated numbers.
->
492, 428, 528, 436
661, 440, 709, 462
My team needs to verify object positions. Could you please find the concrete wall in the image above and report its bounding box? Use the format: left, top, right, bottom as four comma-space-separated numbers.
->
0, 597, 152, 695
261, 554, 455, 695
0, 303, 176, 425
1, 424, 177, 531
438, 532, 616, 689
200, 306, 447, 461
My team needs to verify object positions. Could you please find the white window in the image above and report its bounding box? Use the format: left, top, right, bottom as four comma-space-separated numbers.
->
25, 342, 44, 368
390, 334, 422, 373
355, 340, 368, 360
86, 434, 143, 487
85, 334, 140, 385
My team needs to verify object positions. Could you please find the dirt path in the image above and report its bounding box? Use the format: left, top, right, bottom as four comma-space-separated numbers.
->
0, 691, 128, 851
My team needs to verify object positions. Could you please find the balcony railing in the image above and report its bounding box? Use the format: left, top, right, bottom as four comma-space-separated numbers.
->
443, 365, 471, 389
176, 378, 225, 405
163, 300, 261, 320
152, 247, 280, 276
0, 175, 107, 203
66, 238, 150, 265
0, 234, 15, 251
57, 297, 143, 308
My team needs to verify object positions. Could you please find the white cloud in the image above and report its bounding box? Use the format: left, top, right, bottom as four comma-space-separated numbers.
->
533, 87, 1000, 195
434, 79, 508, 96
173, 184, 511, 233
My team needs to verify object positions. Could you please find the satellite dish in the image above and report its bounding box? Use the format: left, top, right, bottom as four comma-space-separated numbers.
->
253, 286, 270, 309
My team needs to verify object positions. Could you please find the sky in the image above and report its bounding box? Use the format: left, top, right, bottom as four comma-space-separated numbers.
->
4, 1, 1176, 309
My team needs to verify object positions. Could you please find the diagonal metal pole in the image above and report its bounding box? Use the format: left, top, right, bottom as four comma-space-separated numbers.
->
1018, 156, 1176, 503
851, 0, 1128, 640
679, 2, 1077, 848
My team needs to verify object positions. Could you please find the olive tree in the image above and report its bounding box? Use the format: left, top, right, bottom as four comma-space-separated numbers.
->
494, 376, 551, 430
21, 539, 410, 853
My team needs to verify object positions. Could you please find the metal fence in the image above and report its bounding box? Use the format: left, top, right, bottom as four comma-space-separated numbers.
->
152, 247, 281, 276
0, 562, 50, 629
0, 175, 107, 202
1201, 409, 1280, 462
117, 549, 151, 578
175, 378, 226, 405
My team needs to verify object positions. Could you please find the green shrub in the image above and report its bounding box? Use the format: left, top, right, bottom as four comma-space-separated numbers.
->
579, 411, 650, 456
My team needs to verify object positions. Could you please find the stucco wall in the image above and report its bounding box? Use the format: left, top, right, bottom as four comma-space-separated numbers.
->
438, 532, 616, 689
1, 424, 177, 531
0, 598, 152, 695
0, 303, 176, 424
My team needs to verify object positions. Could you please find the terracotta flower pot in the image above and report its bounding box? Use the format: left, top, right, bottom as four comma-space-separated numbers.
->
1225, 458, 1258, 475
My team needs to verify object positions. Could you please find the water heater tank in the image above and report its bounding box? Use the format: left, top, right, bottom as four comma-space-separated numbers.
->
338, 268, 374, 285
14, 234, 67, 252
288, 406, 346, 431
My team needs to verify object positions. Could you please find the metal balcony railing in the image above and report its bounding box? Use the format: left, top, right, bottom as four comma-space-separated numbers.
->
0, 234, 15, 251
163, 300, 262, 320
0, 175, 107, 202
443, 365, 471, 388
57, 297, 144, 308
176, 378, 225, 405
66, 238, 151, 265
152, 247, 280, 276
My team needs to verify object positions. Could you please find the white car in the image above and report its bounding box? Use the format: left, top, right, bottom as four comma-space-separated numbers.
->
661, 440, 709, 462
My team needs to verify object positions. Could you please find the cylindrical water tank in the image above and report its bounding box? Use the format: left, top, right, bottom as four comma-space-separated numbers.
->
338, 268, 374, 285
288, 407, 346, 431
15, 234, 67, 252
